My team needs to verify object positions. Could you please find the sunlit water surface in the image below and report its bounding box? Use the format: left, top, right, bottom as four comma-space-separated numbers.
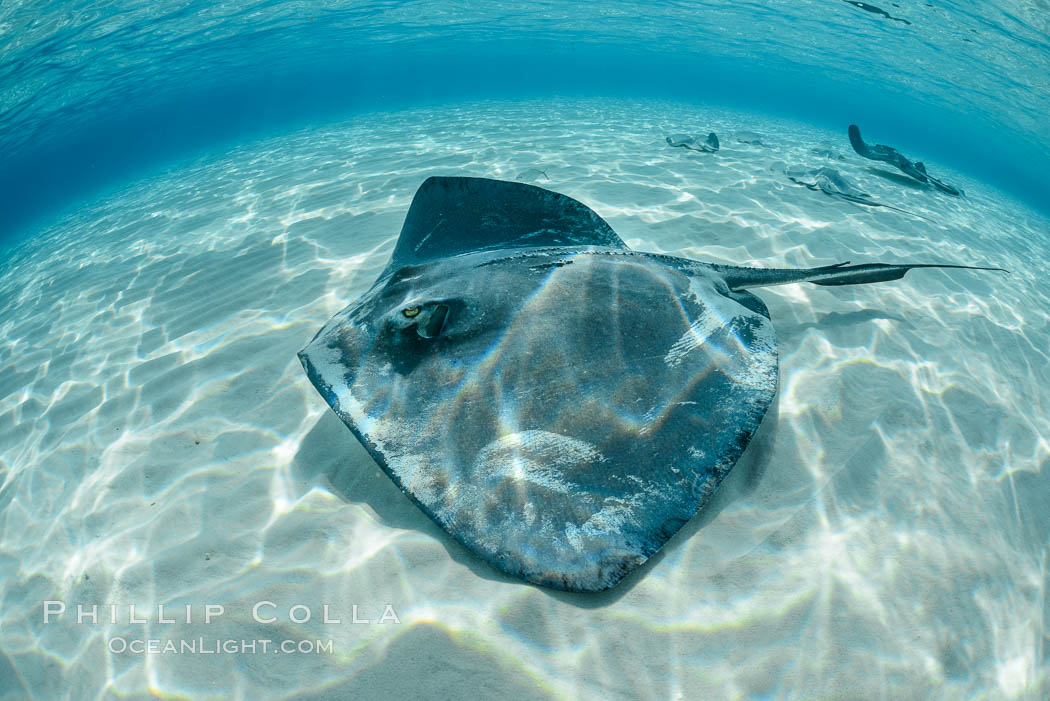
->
1, 99, 1048, 699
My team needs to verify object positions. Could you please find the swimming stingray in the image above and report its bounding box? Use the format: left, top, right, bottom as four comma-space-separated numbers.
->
666, 132, 719, 152
299, 176, 1001, 592
848, 125, 962, 196
785, 165, 935, 222
841, 0, 910, 24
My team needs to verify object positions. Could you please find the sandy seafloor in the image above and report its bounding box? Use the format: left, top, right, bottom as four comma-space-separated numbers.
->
1, 99, 1048, 700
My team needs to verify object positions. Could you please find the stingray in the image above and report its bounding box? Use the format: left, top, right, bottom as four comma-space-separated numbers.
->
666, 132, 719, 152
298, 176, 1002, 592
848, 125, 962, 196
841, 0, 911, 24
785, 165, 935, 222
811, 146, 848, 161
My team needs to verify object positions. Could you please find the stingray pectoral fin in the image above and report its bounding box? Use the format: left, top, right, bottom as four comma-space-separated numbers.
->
848, 124, 872, 158
723, 262, 1007, 291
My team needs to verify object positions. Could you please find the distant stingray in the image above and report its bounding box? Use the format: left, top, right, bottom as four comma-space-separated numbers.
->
842, 0, 911, 24
786, 165, 935, 222
299, 176, 1003, 592
848, 125, 962, 196
811, 147, 847, 161
666, 132, 719, 153
736, 131, 764, 145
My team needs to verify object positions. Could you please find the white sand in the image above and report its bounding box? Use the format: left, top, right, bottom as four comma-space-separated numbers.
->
0, 98, 1048, 699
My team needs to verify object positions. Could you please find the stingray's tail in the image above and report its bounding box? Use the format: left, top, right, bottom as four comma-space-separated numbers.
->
927, 174, 963, 197
845, 196, 939, 224
722, 261, 1008, 291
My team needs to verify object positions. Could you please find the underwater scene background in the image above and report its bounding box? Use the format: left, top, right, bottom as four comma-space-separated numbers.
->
1, 2, 1049, 699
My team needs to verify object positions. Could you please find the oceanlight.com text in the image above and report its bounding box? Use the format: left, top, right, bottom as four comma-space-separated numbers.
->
108, 637, 335, 655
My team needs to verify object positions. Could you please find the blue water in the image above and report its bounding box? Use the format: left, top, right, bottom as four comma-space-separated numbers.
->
1, 2, 1049, 699
1, 1, 1049, 241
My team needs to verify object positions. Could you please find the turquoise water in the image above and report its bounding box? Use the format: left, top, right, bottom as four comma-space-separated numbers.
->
1, 3, 1049, 700
2, 0, 1049, 239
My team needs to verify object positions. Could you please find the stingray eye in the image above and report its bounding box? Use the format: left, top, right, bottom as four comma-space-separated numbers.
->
402, 306, 421, 318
